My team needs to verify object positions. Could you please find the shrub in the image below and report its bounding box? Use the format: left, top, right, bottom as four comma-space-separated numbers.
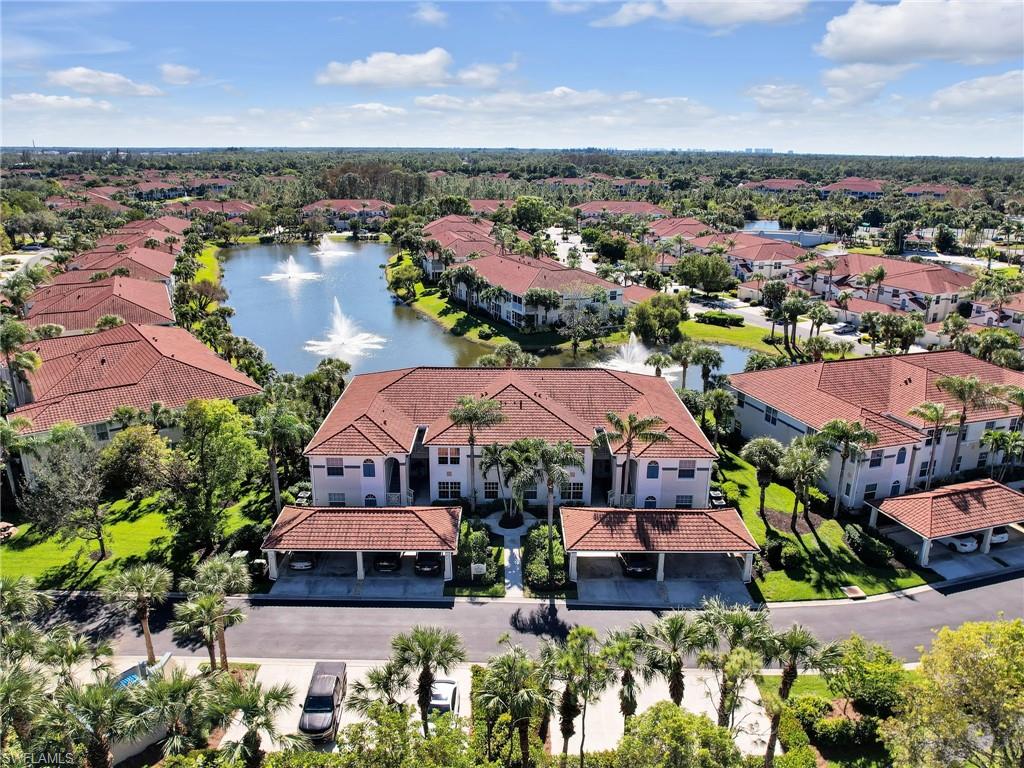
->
789, 695, 832, 730
806, 487, 829, 514
522, 523, 569, 590
762, 333, 782, 345
780, 542, 804, 571
477, 328, 494, 340
843, 523, 894, 566
696, 310, 745, 327
812, 716, 859, 749
264, 754, 348, 768
777, 708, 810, 750
764, 536, 785, 568
774, 745, 818, 768
720, 480, 741, 507
451, 522, 499, 586
564, 752, 618, 768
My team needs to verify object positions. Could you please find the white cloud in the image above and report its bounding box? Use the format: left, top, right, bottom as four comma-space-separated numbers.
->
817, 0, 1023, 65
593, 0, 807, 28
349, 102, 407, 116
160, 63, 200, 86
930, 70, 1024, 113
3, 92, 112, 111
549, 1, 589, 13
821, 63, 913, 105
456, 64, 503, 89
46, 66, 162, 96
316, 48, 453, 87
745, 83, 812, 112
411, 2, 447, 26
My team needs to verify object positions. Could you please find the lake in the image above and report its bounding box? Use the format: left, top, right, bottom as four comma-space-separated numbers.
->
221, 238, 752, 382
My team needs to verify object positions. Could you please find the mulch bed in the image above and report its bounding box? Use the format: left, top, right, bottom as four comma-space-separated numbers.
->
764, 507, 829, 536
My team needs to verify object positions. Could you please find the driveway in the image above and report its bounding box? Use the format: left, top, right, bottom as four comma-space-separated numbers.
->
883, 524, 1024, 581
271, 553, 446, 600
575, 554, 753, 607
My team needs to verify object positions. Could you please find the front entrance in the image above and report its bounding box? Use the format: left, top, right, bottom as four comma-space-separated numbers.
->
409, 455, 430, 504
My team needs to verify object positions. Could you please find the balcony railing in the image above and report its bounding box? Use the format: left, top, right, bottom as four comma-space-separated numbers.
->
607, 491, 636, 509
385, 490, 415, 507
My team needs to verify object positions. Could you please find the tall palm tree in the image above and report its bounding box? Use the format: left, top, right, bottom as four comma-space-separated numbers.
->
761, 625, 841, 768
171, 594, 246, 672
982, 429, 1012, 480
596, 412, 669, 502
0, 416, 39, 500
691, 345, 724, 392
46, 681, 134, 768
705, 388, 736, 447
448, 396, 506, 514
480, 442, 510, 520
521, 439, 584, 587
632, 613, 705, 706
779, 441, 829, 529
669, 339, 696, 389
251, 400, 312, 513
740, 437, 786, 524
0, 319, 36, 407
602, 629, 650, 725
392, 625, 467, 736
346, 660, 410, 714
539, 639, 580, 768
0, 575, 52, 634
908, 401, 958, 490
0, 661, 48, 750
563, 626, 612, 768
936, 375, 1005, 479
121, 666, 215, 757
141, 401, 178, 430
834, 290, 853, 323
644, 352, 673, 378
40, 627, 112, 688
1000, 385, 1024, 434
181, 554, 252, 671
102, 563, 173, 665
476, 643, 552, 768
214, 675, 304, 767
870, 265, 887, 302
819, 419, 879, 516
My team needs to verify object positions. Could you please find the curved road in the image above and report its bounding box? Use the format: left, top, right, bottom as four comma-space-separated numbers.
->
66, 575, 1024, 663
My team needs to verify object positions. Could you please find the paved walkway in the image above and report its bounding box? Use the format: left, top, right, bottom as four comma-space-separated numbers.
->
481, 511, 535, 599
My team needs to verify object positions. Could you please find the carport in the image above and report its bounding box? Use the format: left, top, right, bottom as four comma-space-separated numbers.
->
868, 479, 1024, 566
261, 505, 461, 581
560, 506, 760, 583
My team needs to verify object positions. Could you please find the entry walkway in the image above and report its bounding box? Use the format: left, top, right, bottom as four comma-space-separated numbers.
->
481, 510, 536, 599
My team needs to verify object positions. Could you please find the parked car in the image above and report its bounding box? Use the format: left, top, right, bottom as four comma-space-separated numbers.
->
939, 535, 978, 553
973, 526, 1010, 545
833, 323, 857, 335
373, 552, 402, 572
289, 554, 316, 571
298, 662, 347, 742
19, 244, 42, 251
428, 678, 460, 717
617, 552, 656, 578
414, 552, 443, 576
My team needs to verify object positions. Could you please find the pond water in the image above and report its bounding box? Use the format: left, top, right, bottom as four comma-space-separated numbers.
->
744, 219, 781, 231
221, 238, 752, 382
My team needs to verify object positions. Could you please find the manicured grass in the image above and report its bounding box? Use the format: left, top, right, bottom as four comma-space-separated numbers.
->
847, 246, 884, 255
997, 265, 1021, 278
718, 449, 935, 601
195, 244, 221, 284
679, 318, 778, 354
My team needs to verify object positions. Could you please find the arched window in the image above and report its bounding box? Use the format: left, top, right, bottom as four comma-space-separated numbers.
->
362, 459, 376, 478
890, 481, 900, 498
644, 496, 657, 509
896, 447, 907, 465
646, 461, 659, 479
364, 493, 377, 507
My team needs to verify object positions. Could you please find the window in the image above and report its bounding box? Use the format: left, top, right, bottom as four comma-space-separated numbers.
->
94, 423, 110, 441
328, 493, 346, 507
977, 452, 988, 469
953, 455, 962, 472
644, 496, 657, 509
868, 449, 883, 468
896, 447, 907, 465
647, 461, 659, 479
674, 495, 693, 509
326, 458, 344, 477
919, 461, 930, 479
678, 460, 696, 479
864, 483, 877, 501
890, 481, 900, 497
437, 481, 461, 500
985, 421, 996, 431
364, 493, 377, 507
844, 482, 851, 496
560, 482, 584, 502
484, 481, 499, 500
438, 447, 461, 465
891, 289, 900, 298
523, 485, 538, 501
362, 459, 375, 478
736, 392, 746, 409
764, 406, 778, 426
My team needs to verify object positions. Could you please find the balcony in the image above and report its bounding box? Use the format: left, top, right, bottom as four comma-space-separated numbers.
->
607, 491, 636, 509
385, 489, 416, 507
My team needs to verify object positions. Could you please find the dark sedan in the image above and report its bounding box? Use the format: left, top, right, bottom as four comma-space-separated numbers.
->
617, 552, 656, 578
414, 552, 443, 576
373, 552, 403, 573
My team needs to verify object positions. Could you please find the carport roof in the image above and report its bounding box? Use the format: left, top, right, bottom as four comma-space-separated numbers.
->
877, 479, 1024, 540
561, 507, 759, 553
262, 506, 461, 552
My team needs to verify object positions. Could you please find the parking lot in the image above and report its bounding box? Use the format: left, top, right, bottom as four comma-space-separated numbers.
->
270, 552, 446, 600
883, 524, 1024, 581
574, 553, 753, 607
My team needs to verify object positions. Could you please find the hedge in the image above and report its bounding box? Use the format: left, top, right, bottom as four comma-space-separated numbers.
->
843, 522, 894, 566
774, 746, 818, 768
696, 310, 745, 327
451, 521, 501, 587
522, 523, 570, 590
777, 709, 810, 750
789, 695, 831, 731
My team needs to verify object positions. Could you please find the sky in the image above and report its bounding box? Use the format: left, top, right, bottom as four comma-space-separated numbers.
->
2, 0, 1023, 156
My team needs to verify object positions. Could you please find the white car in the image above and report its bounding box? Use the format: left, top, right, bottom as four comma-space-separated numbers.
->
974, 527, 1010, 546
428, 679, 460, 717
289, 554, 317, 570
939, 535, 978, 553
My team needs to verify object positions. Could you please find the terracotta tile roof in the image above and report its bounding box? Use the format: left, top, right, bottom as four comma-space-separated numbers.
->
49, 247, 175, 285
728, 240, 807, 263
163, 200, 255, 217
302, 199, 392, 215
262, 505, 461, 551
741, 178, 811, 192
826, 297, 901, 315
120, 217, 191, 236
800, 253, 974, 296
730, 351, 1024, 447
574, 201, 670, 217
650, 217, 710, 240
903, 184, 951, 195
468, 199, 515, 213
622, 285, 658, 304
691, 232, 772, 250
820, 177, 885, 194
463, 253, 620, 296
25, 277, 174, 331
561, 507, 758, 552
307, 367, 716, 460
95, 230, 179, 253
878, 479, 1024, 539
12, 324, 261, 433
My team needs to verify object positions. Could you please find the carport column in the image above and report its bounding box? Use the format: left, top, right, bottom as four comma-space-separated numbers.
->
443, 552, 453, 581
267, 550, 278, 581
919, 537, 931, 567
656, 553, 665, 582
981, 527, 993, 554
742, 552, 754, 583
868, 505, 879, 529
356, 551, 365, 580
568, 552, 578, 581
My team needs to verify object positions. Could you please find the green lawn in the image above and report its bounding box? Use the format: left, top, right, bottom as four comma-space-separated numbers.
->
997, 265, 1021, 278
195, 244, 221, 284
718, 449, 936, 601
679, 318, 778, 354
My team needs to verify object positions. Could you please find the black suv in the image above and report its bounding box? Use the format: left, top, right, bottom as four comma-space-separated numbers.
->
298, 662, 347, 742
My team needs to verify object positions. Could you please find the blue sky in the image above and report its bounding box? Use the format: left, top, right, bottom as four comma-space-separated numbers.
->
3, 1, 1022, 155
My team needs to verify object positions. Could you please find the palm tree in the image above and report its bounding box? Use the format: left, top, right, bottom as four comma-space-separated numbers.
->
834, 290, 853, 323
669, 339, 696, 389
481, 442, 511, 521
597, 412, 669, 503
633, 613, 705, 706
0, 661, 48, 750
870, 265, 887, 302
251, 400, 311, 513
476, 643, 552, 768
40, 627, 112, 688
102, 563, 173, 665
521, 439, 584, 586
180, 554, 252, 671
563, 626, 612, 768
691, 345, 724, 392
644, 352, 673, 377
346, 660, 410, 714
539, 639, 580, 768
214, 675, 304, 766
140, 401, 177, 430
46, 681, 134, 768
819, 419, 879, 516
392, 625, 467, 736
936, 375, 1005, 479
705, 388, 736, 447
761, 625, 841, 768
740, 437, 785, 523
0, 416, 39, 500
982, 429, 1012, 480
908, 401, 958, 490
602, 629, 649, 725
0, 319, 36, 407
821, 256, 838, 297
0, 575, 52, 634
448, 396, 506, 514
171, 594, 246, 672
1001, 385, 1024, 434
121, 666, 215, 757
779, 440, 829, 529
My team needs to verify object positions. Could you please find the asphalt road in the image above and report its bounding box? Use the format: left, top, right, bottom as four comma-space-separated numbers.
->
61, 574, 1024, 663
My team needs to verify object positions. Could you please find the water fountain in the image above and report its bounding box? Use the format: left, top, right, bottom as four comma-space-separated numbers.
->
304, 297, 386, 360
598, 332, 685, 385
261, 254, 322, 282
312, 234, 354, 259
